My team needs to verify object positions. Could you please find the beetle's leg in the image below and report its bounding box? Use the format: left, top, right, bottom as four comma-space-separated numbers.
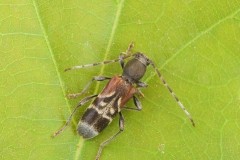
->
126, 42, 134, 54
123, 96, 142, 111
95, 112, 124, 160
119, 42, 134, 69
119, 54, 125, 69
123, 82, 146, 111
53, 94, 98, 137
136, 81, 148, 88
68, 76, 110, 99
134, 81, 148, 97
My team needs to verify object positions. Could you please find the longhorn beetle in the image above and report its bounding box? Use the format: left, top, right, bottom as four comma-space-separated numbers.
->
53, 43, 195, 160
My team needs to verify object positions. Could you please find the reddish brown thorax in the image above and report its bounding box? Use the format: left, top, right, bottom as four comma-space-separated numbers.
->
101, 76, 137, 108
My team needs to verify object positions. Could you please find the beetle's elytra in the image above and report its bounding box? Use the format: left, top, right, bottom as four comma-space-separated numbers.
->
79, 76, 137, 139
53, 43, 195, 160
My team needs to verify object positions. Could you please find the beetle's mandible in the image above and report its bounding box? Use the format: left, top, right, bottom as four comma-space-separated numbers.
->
53, 43, 195, 160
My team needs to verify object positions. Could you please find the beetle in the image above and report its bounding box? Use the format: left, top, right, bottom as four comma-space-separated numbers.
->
53, 43, 195, 160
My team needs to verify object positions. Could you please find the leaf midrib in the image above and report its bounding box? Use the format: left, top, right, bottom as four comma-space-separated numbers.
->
32, 0, 74, 155
32, 1, 70, 110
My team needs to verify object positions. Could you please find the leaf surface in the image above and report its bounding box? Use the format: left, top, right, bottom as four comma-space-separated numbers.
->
1, 0, 240, 160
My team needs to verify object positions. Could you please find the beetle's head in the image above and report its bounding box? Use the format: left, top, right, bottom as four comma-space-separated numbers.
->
122, 53, 151, 83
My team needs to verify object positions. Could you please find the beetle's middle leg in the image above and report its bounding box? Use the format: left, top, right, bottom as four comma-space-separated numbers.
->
123, 82, 148, 111
68, 76, 110, 99
123, 96, 142, 111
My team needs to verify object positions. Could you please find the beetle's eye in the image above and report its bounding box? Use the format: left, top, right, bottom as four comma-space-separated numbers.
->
146, 59, 151, 64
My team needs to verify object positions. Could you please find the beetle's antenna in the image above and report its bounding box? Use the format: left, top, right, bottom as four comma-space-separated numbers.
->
64, 56, 129, 72
150, 61, 195, 127
65, 42, 135, 72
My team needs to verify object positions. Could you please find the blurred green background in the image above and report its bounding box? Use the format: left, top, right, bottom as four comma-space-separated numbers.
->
1, 0, 240, 159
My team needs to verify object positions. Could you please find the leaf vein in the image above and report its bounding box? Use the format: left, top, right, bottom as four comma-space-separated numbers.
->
32, 0, 70, 110
145, 7, 240, 83
93, 0, 125, 94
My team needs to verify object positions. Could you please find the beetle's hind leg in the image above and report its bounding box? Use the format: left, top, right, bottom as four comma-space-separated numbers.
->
95, 112, 124, 160
53, 94, 97, 137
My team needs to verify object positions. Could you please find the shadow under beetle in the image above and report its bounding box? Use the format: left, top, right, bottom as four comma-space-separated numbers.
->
53, 43, 195, 160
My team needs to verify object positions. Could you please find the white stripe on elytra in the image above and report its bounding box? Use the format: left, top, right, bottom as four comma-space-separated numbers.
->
98, 90, 115, 98
89, 95, 119, 121
117, 97, 122, 112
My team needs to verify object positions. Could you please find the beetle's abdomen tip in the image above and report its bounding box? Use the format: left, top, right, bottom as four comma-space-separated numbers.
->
77, 121, 99, 139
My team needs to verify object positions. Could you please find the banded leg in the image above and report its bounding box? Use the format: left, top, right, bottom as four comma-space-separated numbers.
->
53, 94, 98, 137
123, 96, 142, 111
65, 42, 134, 72
119, 42, 134, 69
123, 81, 146, 111
150, 61, 195, 126
136, 81, 148, 88
95, 112, 124, 160
68, 76, 110, 99
135, 81, 148, 97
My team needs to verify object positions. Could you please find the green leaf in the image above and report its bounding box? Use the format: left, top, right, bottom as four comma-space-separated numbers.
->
1, 0, 240, 160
